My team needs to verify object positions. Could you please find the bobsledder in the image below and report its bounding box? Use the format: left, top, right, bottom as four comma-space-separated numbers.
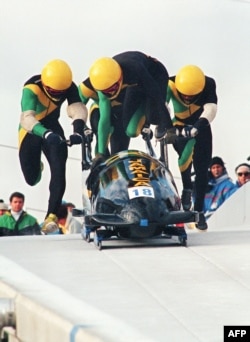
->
77, 130, 199, 250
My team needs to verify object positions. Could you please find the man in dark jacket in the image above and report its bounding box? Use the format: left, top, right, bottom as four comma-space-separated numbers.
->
203, 157, 237, 219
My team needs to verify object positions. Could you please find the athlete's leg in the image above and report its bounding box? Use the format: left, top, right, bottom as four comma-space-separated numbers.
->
122, 87, 146, 137
19, 133, 43, 186
173, 138, 196, 190
90, 103, 112, 157
110, 108, 130, 154
42, 140, 68, 217
40, 122, 68, 218
89, 103, 100, 155
173, 137, 196, 210
192, 128, 212, 212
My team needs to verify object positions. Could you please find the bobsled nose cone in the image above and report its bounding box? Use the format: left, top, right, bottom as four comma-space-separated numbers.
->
120, 208, 140, 224
120, 202, 148, 224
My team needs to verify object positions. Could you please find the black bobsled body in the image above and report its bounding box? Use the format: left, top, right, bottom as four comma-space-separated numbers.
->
83, 150, 198, 249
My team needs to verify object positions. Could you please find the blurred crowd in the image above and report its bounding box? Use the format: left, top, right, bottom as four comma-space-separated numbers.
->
0, 195, 83, 236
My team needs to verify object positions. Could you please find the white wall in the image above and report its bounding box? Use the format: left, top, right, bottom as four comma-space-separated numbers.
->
208, 182, 250, 229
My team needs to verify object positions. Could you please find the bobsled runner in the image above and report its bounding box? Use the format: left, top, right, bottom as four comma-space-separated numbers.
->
78, 134, 199, 250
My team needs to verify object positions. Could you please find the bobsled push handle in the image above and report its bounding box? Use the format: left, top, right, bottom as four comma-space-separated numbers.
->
160, 128, 195, 169
60, 129, 93, 171
82, 128, 93, 171
160, 138, 169, 168
142, 129, 157, 159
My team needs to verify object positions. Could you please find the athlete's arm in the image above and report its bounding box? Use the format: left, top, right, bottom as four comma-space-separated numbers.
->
78, 79, 98, 104
20, 87, 48, 137
97, 92, 112, 155
200, 103, 217, 123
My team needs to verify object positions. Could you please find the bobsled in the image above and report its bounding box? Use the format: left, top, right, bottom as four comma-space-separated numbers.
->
80, 148, 199, 250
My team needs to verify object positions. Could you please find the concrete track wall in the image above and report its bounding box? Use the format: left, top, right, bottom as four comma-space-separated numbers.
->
208, 182, 250, 229
0, 256, 153, 342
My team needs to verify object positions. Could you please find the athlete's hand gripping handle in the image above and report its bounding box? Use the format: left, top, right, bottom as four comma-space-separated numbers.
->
182, 126, 198, 138
68, 133, 83, 146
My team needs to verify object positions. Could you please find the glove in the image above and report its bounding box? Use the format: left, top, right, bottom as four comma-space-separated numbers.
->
193, 117, 209, 130
43, 131, 62, 145
165, 127, 178, 144
68, 133, 83, 146
182, 126, 198, 138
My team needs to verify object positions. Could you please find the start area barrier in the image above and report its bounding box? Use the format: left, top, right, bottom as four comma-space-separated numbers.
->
0, 256, 153, 342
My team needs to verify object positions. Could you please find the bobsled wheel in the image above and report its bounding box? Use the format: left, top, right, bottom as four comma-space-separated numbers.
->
82, 226, 91, 243
178, 236, 187, 247
94, 231, 102, 251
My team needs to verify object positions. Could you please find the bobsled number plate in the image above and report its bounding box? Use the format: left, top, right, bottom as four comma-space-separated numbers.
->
128, 186, 155, 199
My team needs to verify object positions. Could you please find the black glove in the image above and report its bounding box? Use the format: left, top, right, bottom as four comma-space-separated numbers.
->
43, 131, 62, 145
193, 118, 209, 130
165, 127, 178, 144
182, 125, 198, 138
68, 133, 83, 146
182, 118, 209, 138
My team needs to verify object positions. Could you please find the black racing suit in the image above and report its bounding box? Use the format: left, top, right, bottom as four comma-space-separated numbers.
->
167, 76, 218, 212
19, 75, 85, 218
79, 51, 173, 156
79, 77, 130, 156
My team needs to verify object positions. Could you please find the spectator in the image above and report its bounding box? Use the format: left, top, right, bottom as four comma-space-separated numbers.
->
203, 157, 237, 219
62, 200, 76, 213
57, 204, 82, 234
0, 202, 8, 216
57, 204, 69, 234
0, 192, 41, 236
234, 163, 250, 188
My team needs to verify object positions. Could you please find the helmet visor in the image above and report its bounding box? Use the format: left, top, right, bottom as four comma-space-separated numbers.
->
101, 76, 122, 99
42, 84, 67, 101
177, 91, 199, 105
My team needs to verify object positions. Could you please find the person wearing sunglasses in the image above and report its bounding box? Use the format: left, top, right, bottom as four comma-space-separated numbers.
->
203, 157, 237, 220
78, 51, 175, 166
166, 65, 218, 230
235, 163, 250, 188
19, 59, 88, 233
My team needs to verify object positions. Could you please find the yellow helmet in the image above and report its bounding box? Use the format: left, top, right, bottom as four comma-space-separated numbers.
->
89, 57, 122, 98
175, 65, 205, 96
41, 59, 72, 91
